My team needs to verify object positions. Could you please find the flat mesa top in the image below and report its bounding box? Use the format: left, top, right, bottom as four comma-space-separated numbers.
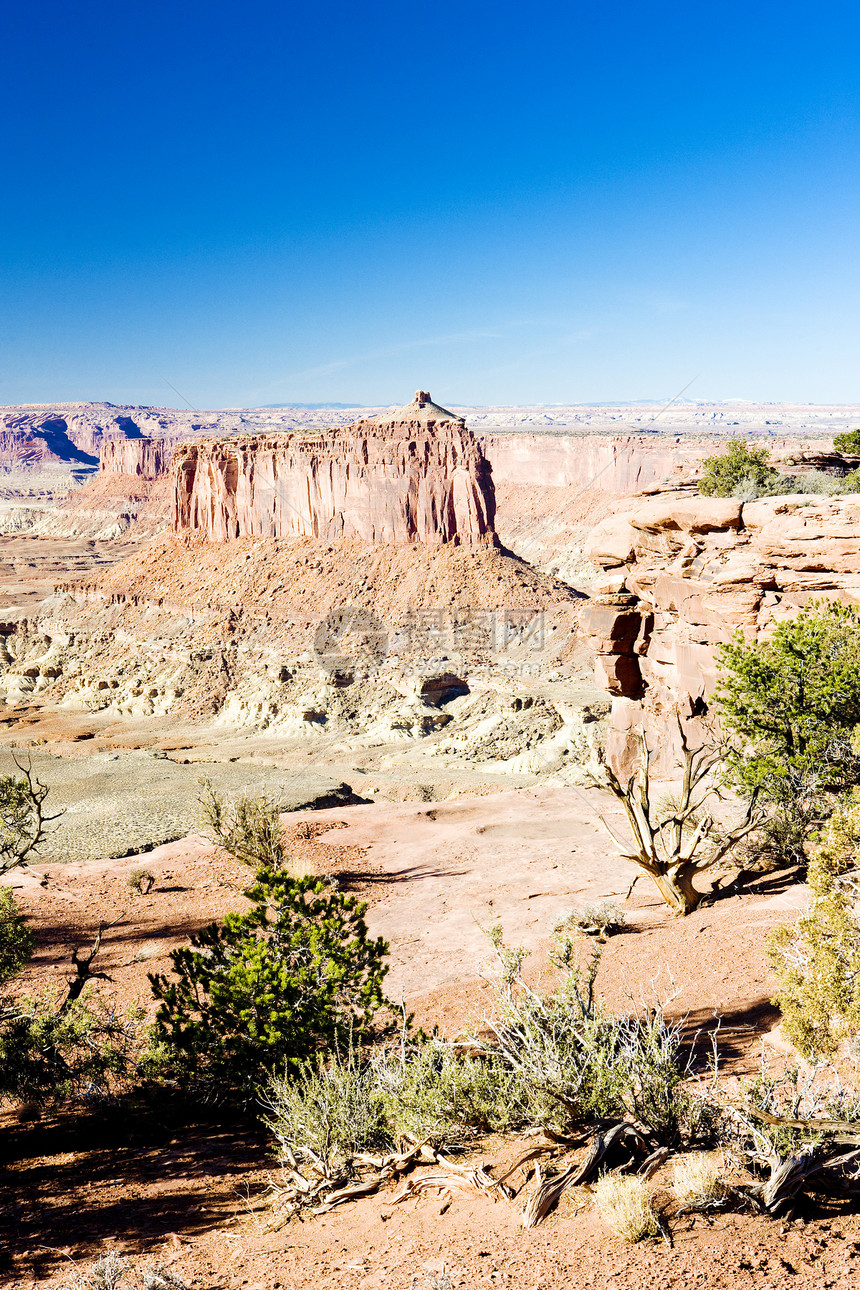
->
369, 390, 465, 426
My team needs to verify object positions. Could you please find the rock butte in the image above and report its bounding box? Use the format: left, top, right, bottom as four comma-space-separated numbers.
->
172, 392, 497, 546
0, 394, 589, 758
100, 437, 175, 480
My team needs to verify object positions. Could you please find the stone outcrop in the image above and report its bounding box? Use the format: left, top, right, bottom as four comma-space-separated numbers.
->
0, 535, 592, 779
4, 396, 857, 481
173, 393, 497, 546
582, 492, 860, 774
0, 403, 235, 466
0, 415, 99, 470
0, 440, 175, 540
100, 437, 175, 479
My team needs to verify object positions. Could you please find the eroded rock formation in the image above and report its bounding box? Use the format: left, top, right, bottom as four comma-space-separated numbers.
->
100, 437, 175, 479
482, 432, 837, 496
0, 402, 374, 474
0, 534, 595, 784
582, 492, 860, 773
173, 393, 497, 545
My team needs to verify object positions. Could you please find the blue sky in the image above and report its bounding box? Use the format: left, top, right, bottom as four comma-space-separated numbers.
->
2, 1, 859, 408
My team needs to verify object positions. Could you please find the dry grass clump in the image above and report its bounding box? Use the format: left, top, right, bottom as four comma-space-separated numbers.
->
284, 855, 316, 880
556, 899, 626, 939
127, 867, 155, 895
593, 1173, 658, 1242
58, 1253, 188, 1290
671, 1151, 728, 1209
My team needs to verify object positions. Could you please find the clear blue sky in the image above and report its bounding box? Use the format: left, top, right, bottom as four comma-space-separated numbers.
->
2, 1, 859, 408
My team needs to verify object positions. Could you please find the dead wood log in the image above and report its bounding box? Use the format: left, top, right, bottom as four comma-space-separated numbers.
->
313, 1170, 397, 1212
521, 1121, 647, 1228
638, 1146, 671, 1180
745, 1146, 860, 1216
521, 1163, 580, 1228
391, 1165, 513, 1206
745, 1106, 860, 1145
493, 1144, 559, 1189
353, 1144, 427, 1171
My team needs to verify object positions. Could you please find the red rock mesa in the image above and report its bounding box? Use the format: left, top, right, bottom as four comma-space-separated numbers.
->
172, 392, 497, 546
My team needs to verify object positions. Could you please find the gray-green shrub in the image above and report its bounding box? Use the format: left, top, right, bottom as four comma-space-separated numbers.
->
373, 1041, 525, 1147
475, 928, 717, 1145
265, 1041, 526, 1175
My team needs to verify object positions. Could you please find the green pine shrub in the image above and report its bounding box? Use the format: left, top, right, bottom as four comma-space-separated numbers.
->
0, 885, 34, 984
149, 866, 391, 1093
697, 439, 783, 499
715, 599, 860, 857
833, 428, 860, 455
0, 993, 145, 1103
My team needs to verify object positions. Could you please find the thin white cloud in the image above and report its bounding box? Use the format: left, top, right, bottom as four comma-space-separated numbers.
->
249, 328, 504, 403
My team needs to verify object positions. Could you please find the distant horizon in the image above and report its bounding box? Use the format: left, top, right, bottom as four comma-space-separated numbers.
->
4, 395, 860, 414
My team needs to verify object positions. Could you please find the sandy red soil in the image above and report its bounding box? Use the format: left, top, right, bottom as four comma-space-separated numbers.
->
2, 789, 855, 1289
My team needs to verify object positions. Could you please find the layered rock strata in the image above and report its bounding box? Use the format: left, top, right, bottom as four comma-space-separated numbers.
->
482, 432, 837, 496
100, 437, 175, 479
0, 403, 378, 473
173, 393, 497, 545
582, 492, 860, 774
0, 536, 595, 781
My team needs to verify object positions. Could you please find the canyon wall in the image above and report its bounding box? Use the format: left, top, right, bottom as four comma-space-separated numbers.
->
480, 432, 837, 497
0, 437, 175, 539
0, 416, 99, 470
581, 492, 860, 774
0, 403, 385, 473
100, 437, 175, 479
173, 398, 497, 546
0, 404, 216, 466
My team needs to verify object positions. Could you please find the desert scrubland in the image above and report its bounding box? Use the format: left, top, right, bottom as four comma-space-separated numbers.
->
3, 394, 860, 1287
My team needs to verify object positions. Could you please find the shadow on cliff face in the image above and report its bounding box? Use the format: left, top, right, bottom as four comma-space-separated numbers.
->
31, 416, 99, 467
495, 542, 589, 596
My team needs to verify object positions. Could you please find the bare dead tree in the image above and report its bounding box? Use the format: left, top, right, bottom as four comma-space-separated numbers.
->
594, 716, 763, 915
62, 918, 122, 1009
0, 753, 62, 877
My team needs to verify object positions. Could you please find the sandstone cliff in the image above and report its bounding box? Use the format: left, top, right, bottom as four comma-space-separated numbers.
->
0, 402, 387, 473
100, 437, 175, 479
0, 415, 99, 470
173, 393, 497, 546
482, 431, 837, 496
582, 492, 860, 773
0, 441, 175, 540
